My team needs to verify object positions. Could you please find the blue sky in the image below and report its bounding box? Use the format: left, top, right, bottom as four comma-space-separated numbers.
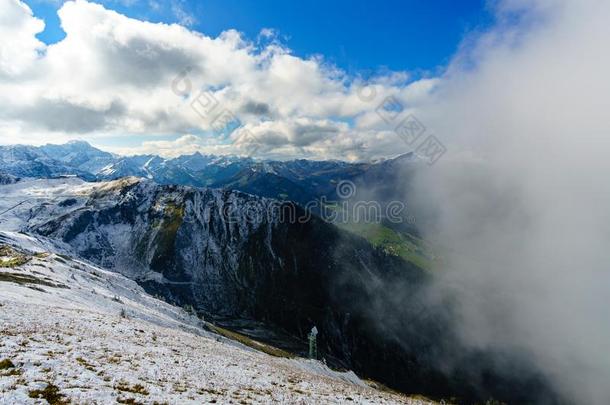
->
27, 0, 492, 74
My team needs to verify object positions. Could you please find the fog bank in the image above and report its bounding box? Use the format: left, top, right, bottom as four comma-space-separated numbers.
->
410, 0, 610, 403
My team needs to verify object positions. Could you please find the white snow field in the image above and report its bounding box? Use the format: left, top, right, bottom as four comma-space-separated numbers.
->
0, 205, 434, 404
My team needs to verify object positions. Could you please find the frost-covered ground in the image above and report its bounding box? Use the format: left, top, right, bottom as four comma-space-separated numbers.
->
0, 178, 96, 233
0, 231, 433, 404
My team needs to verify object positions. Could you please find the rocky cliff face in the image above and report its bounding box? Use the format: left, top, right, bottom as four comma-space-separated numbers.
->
28, 177, 425, 334
25, 178, 558, 404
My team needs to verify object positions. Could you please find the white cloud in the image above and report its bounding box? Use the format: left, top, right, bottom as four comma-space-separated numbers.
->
170, 0, 195, 27
0, 0, 45, 77
0, 0, 434, 160
110, 134, 202, 157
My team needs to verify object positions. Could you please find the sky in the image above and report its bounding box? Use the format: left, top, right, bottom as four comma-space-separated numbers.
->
27, 0, 491, 73
0, 0, 494, 160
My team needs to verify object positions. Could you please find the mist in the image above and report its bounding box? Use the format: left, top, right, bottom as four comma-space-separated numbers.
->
408, 0, 610, 403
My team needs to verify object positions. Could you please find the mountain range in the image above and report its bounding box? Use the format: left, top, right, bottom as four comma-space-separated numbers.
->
0, 140, 417, 205
0, 141, 429, 266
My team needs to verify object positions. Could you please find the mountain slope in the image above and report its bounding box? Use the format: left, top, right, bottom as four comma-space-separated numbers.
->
39, 140, 116, 174
0, 145, 94, 180
0, 232, 425, 404
210, 167, 316, 205
0, 172, 19, 185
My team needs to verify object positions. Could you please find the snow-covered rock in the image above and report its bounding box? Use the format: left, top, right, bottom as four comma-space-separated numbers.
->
39, 140, 117, 174
0, 173, 19, 185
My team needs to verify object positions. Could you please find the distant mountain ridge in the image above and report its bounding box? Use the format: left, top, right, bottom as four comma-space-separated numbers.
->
38, 140, 117, 174
0, 141, 419, 207
0, 142, 96, 180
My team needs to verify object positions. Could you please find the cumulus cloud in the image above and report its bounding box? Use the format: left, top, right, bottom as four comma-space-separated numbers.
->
408, 0, 610, 403
111, 134, 203, 157
0, 0, 432, 160
0, 0, 45, 77
7, 99, 126, 133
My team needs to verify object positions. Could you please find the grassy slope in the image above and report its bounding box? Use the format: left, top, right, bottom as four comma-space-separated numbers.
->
205, 323, 296, 359
337, 222, 433, 271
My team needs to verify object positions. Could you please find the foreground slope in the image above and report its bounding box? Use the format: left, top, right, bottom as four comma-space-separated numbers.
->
0, 232, 429, 404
